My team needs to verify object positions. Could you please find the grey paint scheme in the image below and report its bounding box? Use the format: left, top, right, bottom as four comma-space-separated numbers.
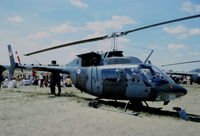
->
69, 63, 151, 100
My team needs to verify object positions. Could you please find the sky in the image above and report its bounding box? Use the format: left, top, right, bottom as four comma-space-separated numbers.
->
0, 0, 200, 71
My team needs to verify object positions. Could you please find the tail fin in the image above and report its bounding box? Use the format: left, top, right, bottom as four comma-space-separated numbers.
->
7, 45, 16, 80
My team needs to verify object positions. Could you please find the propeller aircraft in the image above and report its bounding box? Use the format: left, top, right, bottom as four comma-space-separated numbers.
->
1, 14, 200, 111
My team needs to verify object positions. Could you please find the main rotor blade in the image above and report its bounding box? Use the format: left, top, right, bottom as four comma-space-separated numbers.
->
25, 14, 200, 56
162, 60, 200, 67
122, 14, 200, 35
24, 35, 107, 56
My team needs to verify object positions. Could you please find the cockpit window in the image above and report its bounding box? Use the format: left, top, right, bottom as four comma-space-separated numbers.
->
151, 65, 174, 83
106, 58, 132, 65
105, 57, 142, 65
140, 64, 174, 86
140, 68, 153, 82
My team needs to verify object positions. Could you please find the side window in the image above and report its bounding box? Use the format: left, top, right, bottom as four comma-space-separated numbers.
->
81, 56, 101, 67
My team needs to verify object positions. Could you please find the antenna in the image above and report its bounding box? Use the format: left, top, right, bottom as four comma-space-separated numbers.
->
144, 50, 154, 64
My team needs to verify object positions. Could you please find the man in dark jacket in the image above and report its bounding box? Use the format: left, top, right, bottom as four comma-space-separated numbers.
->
49, 60, 62, 96
49, 72, 61, 96
0, 71, 4, 90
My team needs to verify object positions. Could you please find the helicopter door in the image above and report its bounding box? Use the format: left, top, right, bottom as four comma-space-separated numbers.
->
91, 66, 101, 95
101, 68, 127, 98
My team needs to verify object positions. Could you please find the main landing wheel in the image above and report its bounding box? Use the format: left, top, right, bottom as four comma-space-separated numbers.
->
89, 98, 99, 108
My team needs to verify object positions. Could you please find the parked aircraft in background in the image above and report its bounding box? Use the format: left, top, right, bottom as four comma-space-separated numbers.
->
162, 60, 200, 84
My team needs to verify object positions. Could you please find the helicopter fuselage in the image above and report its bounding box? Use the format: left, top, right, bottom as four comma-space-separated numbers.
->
67, 51, 187, 102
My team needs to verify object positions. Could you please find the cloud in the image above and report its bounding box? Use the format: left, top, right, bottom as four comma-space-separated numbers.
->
86, 15, 137, 32
163, 25, 200, 39
33, 13, 39, 17
181, 1, 200, 13
118, 37, 130, 43
68, 0, 88, 8
178, 34, 189, 39
148, 45, 164, 50
163, 25, 186, 34
7, 16, 24, 22
174, 53, 182, 57
188, 28, 200, 35
189, 51, 199, 56
50, 23, 83, 33
168, 44, 186, 51
49, 16, 137, 35
27, 32, 50, 39
85, 32, 105, 39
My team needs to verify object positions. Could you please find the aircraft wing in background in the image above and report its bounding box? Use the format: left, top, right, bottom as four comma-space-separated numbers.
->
166, 70, 194, 76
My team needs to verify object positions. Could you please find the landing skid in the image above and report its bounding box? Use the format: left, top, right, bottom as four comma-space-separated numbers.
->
88, 98, 141, 116
98, 107, 140, 116
124, 100, 149, 112
88, 99, 192, 121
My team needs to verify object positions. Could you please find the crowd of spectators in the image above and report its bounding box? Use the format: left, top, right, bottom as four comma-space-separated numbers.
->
1, 70, 73, 88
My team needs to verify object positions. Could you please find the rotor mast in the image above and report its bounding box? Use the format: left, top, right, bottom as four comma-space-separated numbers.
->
112, 37, 117, 51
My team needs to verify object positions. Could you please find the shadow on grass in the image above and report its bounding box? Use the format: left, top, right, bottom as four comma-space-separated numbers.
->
52, 92, 200, 123
4, 88, 199, 122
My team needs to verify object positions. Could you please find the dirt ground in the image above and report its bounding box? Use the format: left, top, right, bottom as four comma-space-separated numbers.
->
0, 84, 200, 136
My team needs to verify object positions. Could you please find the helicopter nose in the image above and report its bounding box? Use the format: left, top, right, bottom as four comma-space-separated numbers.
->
151, 83, 187, 101
171, 84, 187, 95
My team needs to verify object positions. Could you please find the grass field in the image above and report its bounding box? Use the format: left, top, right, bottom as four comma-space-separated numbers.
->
0, 84, 200, 136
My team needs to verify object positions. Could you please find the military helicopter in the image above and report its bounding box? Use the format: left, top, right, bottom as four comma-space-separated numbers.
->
162, 60, 200, 84
1, 14, 200, 110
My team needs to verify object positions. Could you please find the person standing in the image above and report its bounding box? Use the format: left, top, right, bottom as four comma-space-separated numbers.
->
49, 60, 62, 96
49, 72, 62, 96
0, 72, 4, 90
189, 76, 193, 85
39, 73, 44, 87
